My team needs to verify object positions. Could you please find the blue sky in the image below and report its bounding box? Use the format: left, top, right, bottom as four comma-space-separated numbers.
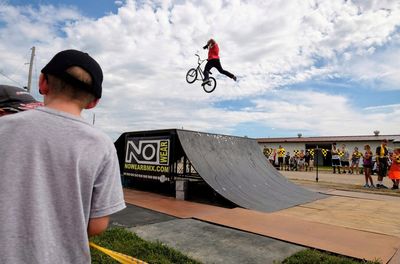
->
8, 0, 120, 18
1, 0, 399, 140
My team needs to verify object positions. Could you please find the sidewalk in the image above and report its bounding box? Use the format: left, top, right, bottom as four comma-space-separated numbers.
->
281, 170, 394, 187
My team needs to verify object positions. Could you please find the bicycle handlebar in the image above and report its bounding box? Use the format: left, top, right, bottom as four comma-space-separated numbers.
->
194, 53, 206, 65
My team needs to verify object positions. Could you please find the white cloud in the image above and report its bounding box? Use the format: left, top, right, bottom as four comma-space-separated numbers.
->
363, 103, 400, 112
1, 0, 400, 139
242, 90, 400, 136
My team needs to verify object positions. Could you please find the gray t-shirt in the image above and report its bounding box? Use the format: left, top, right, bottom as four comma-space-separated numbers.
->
0, 107, 126, 264
340, 149, 350, 161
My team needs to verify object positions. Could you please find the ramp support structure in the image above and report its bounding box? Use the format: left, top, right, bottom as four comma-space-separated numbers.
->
175, 179, 188, 200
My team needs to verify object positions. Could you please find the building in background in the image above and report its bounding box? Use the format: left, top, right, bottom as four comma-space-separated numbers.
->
257, 132, 400, 166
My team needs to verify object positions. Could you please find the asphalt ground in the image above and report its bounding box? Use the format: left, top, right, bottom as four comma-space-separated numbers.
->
110, 204, 305, 264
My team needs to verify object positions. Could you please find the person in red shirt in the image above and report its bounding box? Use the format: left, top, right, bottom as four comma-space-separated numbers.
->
202, 39, 237, 85
388, 147, 400, 190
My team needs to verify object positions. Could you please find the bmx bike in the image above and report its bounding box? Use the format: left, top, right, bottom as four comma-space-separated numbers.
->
186, 54, 217, 93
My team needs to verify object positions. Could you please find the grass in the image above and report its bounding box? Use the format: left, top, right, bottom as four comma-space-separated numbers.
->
90, 227, 201, 264
281, 249, 380, 264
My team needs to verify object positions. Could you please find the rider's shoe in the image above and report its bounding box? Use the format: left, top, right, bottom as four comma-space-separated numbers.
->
233, 76, 237, 81
202, 79, 210, 85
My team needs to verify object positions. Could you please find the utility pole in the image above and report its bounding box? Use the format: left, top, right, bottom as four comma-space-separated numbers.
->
27, 46, 35, 93
315, 145, 319, 182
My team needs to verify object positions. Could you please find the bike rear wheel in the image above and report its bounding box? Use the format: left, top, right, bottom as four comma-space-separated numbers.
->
186, 68, 197, 83
202, 77, 216, 93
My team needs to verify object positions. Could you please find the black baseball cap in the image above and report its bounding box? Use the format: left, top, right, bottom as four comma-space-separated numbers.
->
41, 49, 103, 98
0, 85, 43, 112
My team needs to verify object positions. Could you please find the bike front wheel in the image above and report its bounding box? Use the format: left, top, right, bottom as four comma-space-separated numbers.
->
186, 68, 197, 83
202, 77, 216, 93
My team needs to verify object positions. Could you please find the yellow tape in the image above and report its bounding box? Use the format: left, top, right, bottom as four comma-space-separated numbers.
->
89, 242, 148, 264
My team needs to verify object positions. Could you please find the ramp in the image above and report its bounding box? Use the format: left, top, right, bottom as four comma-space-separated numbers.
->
177, 130, 325, 212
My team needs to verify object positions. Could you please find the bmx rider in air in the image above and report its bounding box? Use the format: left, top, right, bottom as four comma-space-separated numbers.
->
202, 38, 237, 85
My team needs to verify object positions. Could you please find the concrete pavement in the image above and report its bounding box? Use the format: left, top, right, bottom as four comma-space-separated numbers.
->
281, 170, 395, 188
110, 204, 305, 264
131, 219, 304, 264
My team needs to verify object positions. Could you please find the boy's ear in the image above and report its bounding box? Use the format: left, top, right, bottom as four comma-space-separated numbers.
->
38, 73, 49, 95
85, 98, 99, 109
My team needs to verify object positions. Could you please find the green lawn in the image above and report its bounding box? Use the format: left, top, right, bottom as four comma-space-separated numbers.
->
282, 249, 380, 264
90, 227, 201, 264
91, 227, 380, 264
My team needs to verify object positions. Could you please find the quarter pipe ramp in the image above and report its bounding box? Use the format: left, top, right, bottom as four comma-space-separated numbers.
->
176, 130, 324, 212
116, 129, 325, 212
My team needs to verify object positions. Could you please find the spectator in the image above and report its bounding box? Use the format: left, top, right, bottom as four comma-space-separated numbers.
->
309, 155, 314, 171
284, 152, 291, 171
0, 50, 126, 263
269, 148, 277, 166
277, 145, 285, 171
0, 84, 43, 116
363, 144, 374, 188
350, 147, 362, 174
340, 144, 350, 173
331, 143, 341, 174
388, 147, 400, 190
375, 139, 389, 189
290, 155, 298, 171
298, 150, 305, 171
304, 150, 311, 171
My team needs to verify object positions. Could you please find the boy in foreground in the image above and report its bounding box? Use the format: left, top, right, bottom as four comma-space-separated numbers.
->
0, 49, 126, 263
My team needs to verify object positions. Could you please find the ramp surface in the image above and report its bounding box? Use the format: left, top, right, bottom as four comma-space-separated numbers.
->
177, 130, 324, 212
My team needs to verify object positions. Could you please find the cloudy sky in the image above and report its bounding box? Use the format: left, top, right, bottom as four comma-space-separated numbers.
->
1, 0, 399, 140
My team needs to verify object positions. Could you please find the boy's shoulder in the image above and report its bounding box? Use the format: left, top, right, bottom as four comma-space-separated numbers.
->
2, 107, 113, 148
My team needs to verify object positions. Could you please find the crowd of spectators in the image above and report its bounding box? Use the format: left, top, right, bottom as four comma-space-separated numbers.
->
266, 145, 314, 172
331, 141, 398, 190
265, 140, 400, 190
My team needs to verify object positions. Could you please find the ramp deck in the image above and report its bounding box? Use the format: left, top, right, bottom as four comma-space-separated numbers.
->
177, 130, 325, 212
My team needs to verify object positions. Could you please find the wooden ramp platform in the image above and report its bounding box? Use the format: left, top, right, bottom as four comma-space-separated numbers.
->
123, 189, 400, 263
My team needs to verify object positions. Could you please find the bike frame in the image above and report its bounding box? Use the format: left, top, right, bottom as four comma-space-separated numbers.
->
194, 54, 207, 81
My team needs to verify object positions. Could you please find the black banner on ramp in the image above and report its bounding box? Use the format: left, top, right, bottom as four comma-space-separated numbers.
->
124, 136, 170, 177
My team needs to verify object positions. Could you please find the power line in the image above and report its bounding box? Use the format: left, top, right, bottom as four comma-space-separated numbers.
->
0, 48, 32, 88
0, 70, 24, 87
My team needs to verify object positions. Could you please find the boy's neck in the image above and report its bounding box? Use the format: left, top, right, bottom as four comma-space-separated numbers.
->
44, 96, 83, 117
